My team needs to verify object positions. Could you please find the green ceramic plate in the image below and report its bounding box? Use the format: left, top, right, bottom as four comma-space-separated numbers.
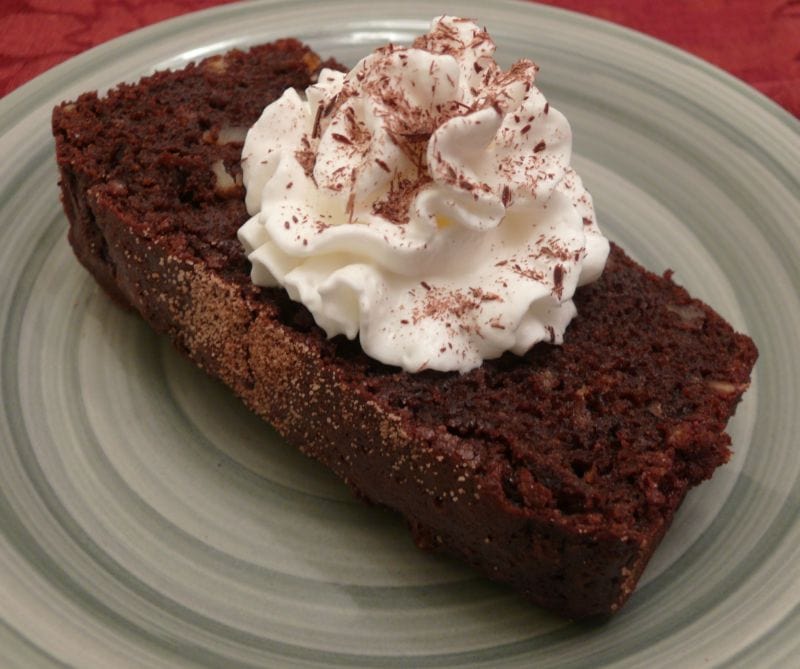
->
1, 1, 798, 666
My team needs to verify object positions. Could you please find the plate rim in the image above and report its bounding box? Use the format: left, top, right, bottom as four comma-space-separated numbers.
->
0, 1, 798, 667
1, 0, 799, 135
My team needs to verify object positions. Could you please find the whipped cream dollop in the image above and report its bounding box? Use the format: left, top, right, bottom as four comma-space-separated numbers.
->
239, 16, 609, 373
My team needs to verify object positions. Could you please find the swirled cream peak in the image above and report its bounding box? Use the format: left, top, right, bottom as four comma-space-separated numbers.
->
239, 16, 609, 373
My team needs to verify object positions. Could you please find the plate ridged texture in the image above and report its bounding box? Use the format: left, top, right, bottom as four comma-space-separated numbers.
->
0, 0, 797, 666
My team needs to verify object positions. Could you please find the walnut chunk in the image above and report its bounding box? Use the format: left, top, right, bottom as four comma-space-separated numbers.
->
211, 159, 237, 193
666, 303, 706, 322
707, 380, 749, 396
217, 125, 248, 145
204, 55, 228, 74
106, 180, 128, 196
302, 51, 321, 74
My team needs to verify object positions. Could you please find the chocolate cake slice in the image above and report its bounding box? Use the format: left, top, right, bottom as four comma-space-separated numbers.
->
52, 40, 757, 619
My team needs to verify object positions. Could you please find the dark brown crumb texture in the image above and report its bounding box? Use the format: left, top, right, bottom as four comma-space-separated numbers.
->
52, 40, 758, 619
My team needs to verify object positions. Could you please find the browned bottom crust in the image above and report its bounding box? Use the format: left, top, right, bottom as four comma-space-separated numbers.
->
52, 41, 758, 618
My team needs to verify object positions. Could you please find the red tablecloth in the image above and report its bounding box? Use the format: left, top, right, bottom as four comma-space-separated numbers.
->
1, 0, 797, 117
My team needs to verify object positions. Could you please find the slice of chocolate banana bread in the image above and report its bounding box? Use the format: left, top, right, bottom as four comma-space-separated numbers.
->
52, 40, 757, 618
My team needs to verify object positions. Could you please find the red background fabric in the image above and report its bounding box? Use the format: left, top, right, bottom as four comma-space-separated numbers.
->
1, 0, 797, 117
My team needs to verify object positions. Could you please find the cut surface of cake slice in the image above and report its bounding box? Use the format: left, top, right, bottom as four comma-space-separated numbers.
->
52, 39, 757, 619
